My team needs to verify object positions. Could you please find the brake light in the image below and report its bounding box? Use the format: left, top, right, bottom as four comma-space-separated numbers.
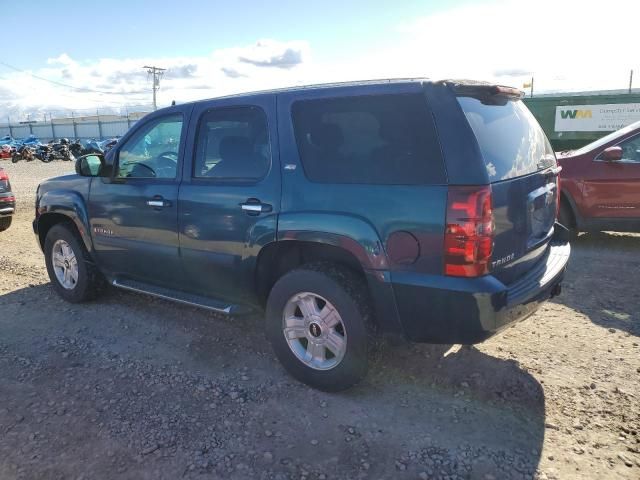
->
444, 186, 494, 277
0, 170, 8, 181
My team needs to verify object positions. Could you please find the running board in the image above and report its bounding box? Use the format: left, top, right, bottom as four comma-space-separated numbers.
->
112, 278, 251, 315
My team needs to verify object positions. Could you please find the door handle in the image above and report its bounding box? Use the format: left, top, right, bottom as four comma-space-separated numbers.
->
240, 199, 272, 215
146, 196, 171, 208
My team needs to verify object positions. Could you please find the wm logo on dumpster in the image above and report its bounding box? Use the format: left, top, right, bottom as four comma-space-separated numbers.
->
559, 109, 593, 119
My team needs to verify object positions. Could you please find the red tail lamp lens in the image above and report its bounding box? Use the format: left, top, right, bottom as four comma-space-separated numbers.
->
444, 186, 494, 277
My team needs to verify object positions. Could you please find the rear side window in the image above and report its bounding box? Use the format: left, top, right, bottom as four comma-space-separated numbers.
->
291, 94, 445, 184
456, 97, 555, 181
193, 106, 271, 181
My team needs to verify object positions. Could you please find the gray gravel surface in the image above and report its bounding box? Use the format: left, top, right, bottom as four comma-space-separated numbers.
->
0, 160, 638, 479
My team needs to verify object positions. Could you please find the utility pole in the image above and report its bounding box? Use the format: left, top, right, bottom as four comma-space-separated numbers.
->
629, 69, 634, 94
143, 65, 166, 110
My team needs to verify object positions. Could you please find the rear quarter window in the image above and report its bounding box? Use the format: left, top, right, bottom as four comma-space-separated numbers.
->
457, 97, 555, 181
291, 93, 445, 185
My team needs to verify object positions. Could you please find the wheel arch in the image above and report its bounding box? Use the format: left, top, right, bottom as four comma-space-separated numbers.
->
36, 190, 93, 254
255, 218, 403, 335
559, 189, 580, 229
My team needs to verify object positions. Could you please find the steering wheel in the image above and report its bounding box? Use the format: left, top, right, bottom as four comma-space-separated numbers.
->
126, 162, 156, 178
154, 151, 178, 177
157, 151, 178, 165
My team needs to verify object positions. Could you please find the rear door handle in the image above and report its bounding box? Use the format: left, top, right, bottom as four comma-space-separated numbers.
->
146, 196, 171, 208
240, 199, 272, 215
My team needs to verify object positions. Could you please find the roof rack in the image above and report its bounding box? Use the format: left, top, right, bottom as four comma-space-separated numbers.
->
191, 77, 431, 104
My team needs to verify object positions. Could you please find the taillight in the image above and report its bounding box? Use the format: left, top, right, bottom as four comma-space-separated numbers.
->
444, 185, 494, 277
0, 170, 9, 192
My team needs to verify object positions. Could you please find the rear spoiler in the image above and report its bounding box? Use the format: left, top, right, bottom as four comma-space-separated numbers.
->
438, 80, 525, 101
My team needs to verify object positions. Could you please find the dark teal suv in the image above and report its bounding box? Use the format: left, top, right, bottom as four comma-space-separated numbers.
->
34, 79, 570, 390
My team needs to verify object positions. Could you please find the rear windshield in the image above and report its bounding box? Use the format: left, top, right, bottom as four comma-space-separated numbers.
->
291, 93, 445, 185
457, 97, 555, 181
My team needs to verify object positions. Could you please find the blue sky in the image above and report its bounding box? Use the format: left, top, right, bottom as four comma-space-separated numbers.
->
0, 0, 637, 119
3, 0, 465, 67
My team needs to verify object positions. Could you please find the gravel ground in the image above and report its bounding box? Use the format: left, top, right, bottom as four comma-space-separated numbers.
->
0, 159, 638, 480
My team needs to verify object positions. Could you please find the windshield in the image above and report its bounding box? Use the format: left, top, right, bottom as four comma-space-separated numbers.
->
572, 119, 640, 155
457, 96, 555, 181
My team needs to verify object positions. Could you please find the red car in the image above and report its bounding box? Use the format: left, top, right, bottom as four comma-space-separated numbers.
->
557, 120, 640, 236
0, 167, 15, 231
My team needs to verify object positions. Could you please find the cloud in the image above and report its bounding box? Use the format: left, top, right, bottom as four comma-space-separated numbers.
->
221, 67, 246, 79
47, 53, 75, 66
164, 64, 198, 79
1, 1, 639, 121
493, 68, 533, 78
237, 40, 307, 69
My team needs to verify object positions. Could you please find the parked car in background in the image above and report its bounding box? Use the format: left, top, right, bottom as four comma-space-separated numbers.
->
0, 167, 15, 231
33, 79, 570, 391
557, 120, 640, 235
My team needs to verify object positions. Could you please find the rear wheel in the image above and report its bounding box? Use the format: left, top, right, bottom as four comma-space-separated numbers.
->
266, 263, 370, 391
44, 223, 104, 302
0, 216, 12, 232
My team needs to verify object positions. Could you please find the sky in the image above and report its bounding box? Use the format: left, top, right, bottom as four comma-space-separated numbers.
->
0, 0, 638, 120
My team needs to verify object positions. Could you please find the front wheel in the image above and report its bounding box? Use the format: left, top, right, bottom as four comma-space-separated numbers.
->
266, 263, 370, 391
44, 224, 104, 302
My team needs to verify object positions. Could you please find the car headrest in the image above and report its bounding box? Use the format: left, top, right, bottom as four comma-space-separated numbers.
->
310, 123, 344, 150
219, 136, 252, 161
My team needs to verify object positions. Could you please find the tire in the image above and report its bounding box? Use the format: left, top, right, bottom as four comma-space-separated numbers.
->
44, 223, 104, 303
558, 201, 578, 239
266, 263, 371, 391
0, 216, 12, 232
11, 155, 19, 163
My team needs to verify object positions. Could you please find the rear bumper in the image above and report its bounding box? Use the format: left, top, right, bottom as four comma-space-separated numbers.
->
389, 230, 570, 344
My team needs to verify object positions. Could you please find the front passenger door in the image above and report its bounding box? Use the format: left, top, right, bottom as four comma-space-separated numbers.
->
582, 134, 640, 219
89, 107, 191, 288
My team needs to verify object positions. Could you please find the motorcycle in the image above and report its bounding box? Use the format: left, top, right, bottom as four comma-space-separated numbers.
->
0, 144, 13, 159
35, 144, 55, 163
11, 145, 36, 163
51, 141, 74, 161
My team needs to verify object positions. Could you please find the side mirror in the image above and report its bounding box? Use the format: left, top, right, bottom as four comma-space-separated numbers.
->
75, 154, 104, 177
600, 146, 623, 162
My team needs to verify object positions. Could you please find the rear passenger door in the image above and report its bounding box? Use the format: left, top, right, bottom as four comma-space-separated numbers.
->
178, 95, 280, 304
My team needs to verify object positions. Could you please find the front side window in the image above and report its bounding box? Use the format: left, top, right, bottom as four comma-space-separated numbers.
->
291, 94, 445, 185
193, 106, 271, 181
619, 135, 640, 163
117, 114, 183, 179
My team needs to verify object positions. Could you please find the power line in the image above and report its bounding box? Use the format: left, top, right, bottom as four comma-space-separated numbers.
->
0, 60, 148, 95
143, 65, 166, 110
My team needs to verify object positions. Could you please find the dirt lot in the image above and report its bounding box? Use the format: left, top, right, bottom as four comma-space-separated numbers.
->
0, 160, 638, 480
